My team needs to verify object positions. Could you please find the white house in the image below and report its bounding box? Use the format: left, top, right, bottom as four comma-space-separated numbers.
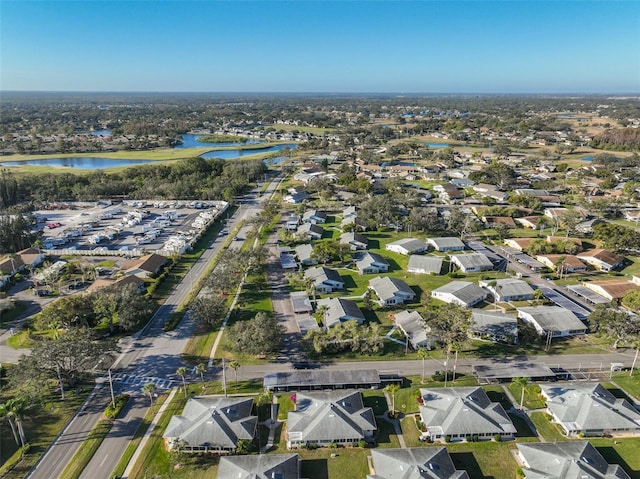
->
368, 276, 416, 306
385, 238, 428, 255
355, 251, 390, 274
450, 253, 494, 273
431, 281, 487, 308
407, 255, 443, 275
426, 237, 465, 252
517, 306, 587, 337
304, 267, 345, 293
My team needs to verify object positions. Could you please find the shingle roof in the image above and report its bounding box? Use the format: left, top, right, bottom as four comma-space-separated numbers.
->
394, 310, 429, 348
369, 276, 415, 302
451, 253, 493, 270
264, 370, 380, 390
340, 232, 368, 246
432, 281, 487, 306
517, 306, 587, 333
368, 447, 469, 479
407, 255, 443, 274
471, 310, 517, 339
294, 244, 314, 262
304, 266, 343, 285
355, 251, 389, 272
316, 297, 365, 328
386, 238, 428, 254
419, 387, 516, 437
427, 237, 465, 250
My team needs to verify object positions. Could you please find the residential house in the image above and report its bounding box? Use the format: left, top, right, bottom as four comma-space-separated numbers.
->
393, 310, 432, 349
516, 442, 630, 479
286, 390, 377, 448
515, 216, 544, 230
482, 216, 516, 228
340, 232, 368, 250
285, 215, 301, 231
217, 454, 300, 479
536, 254, 587, 273
290, 291, 313, 315
0, 255, 25, 277
368, 448, 470, 479
517, 306, 587, 337
355, 251, 390, 274
419, 387, 516, 442
623, 209, 640, 222
431, 281, 487, 308
163, 396, 257, 453
284, 191, 310, 204
302, 210, 327, 224
577, 249, 625, 271
581, 279, 640, 302
385, 238, 429, 255
478, 278, 534, 302
546, 236, 583, 250
450, 253, 494, 273
294, 244, 317, 266
16, 247, 46, 269
540, 382, 640, 437
407, 255, 443, 275
575, 217, 604, 234
426, 237, 465, 252
503, 238, 534, 252
123, 253, 167, 279
316, 297, 366, 328
470, 310, 518, 344
296, 223, 324, 241
85, 274, 146, 294
368, 276, 416, 306
304, 267, 345, 293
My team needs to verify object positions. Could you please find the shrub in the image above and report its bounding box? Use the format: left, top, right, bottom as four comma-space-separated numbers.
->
104, 394, 130, 419
358, 440, 367, 448
444, 435, 451, 443
493, 434, 501, 442
470, 434, 479, 442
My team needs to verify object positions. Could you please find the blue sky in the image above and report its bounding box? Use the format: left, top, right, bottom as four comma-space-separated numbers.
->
1, 0, 639, 93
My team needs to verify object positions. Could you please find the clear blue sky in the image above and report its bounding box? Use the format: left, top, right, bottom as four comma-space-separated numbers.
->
1, 0, 639, 93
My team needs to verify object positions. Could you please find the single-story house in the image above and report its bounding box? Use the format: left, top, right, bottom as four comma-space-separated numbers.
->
340, 232, 368, 250
316, 297, 365, 329
426, 237, 465, 252
284, 192, 310, 204
540, 382, 640, 437
471, 310, 518, 344
407, 255, 443, 275
368, 448, 469, 479
163, 396, 257, 453
302, 210, 327, 224
355, 251, 389, 274
431, 281, 487, 308
294, 244, 317, 266
516, 442, 630, 479
85, 274, 146, 294
286, 390, 377, 448
517, 306, 587, 337
16, 247, 46, 269
285, 215, 301, 231
0, 256, 25, 276
419, 387, 516, 442
450, 253, 494, 273
482, 216, 516, 228
478, 278, 534, 302
343, 205, 357, 219
296, 223, 324, 241
536, 254, 587, 273
217, 454, 300, 479
393, 310, 432, 350
515, 216, 544, 230
264, 369, 381, 392
575, 217, 604, 234
123, 253, 167, 279
304, 267, 345, 293
503, 238, 535, 252
546, 236, 583, 250
368, 276, 416, 306
577, 249, 625, 271
385, 238, 429, 255
581, 279, 640, 301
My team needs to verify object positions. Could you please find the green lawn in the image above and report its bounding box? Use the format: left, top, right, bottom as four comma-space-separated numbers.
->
446, 442, 520, 479
590, 437, 640, 479
506, 382, 546, 410
529, 411, 569, 442
612, 369, 640, 400
400, 414, 425, 448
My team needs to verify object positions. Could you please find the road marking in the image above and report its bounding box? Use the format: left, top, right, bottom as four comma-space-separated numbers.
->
100, 454, 109, 467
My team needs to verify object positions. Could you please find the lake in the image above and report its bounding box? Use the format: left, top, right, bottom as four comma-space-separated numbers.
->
0, 157, 157, 168
201, 144, 297, 159
175, 133, 264, 149
89, 129, 112, 136
424, 142, 449, 148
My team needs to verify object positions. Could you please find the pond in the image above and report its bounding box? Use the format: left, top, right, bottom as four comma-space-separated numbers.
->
0, 157, 157, 169
424, 142, 449, 148
175, 133, 264, 149
200, 144, 297, 159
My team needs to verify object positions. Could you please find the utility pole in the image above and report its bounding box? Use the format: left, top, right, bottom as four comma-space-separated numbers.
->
108, 368, 116, 408
222, 358, 228, 398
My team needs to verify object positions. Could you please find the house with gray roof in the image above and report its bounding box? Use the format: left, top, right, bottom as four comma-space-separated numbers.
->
450, 253, 494, 273
294, 243, 317, 266
431, 281, 487, 308
368, 448, 469, 479
316, 297, 365, 329
302, 209, 327, 224
217, 453, 300, 479
304, 266, 344, 293
419, 387, 516, 442
517, 306, 587, 338
286, 390, 377, 448
264, 369, 381, 392
163, 396, 257, 453
355, 251, 390, 274
471, 310, 518, 344
539, 382, 640, 437
516, 442, 630, 479
369, 276, 416, 306
479, 278, 535, 302
296, 223, 324, 241
394, 310, 432, 349
407, 255, 443, 275
340, 232, 368, 250
426, 236, 465, 252
386, 237, 429, 255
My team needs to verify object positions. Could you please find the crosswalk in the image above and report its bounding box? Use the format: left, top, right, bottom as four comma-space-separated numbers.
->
111, 373, 176, 390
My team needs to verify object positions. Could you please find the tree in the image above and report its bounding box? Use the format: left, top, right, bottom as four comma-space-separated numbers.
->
589, 305, 640, 349
512, 376, 529, 410
229, 360, 240, 385
622, 290, 640, 313
423, 303, 472, 355
0, 397, 34, 448
312, 241, 338, 264
417, 348, 429, 384
176, 366, 188, 396
190, 295, 227, 327
142, 382, 157, 406
384, 383, 400, 415
226, 312, 284, 356
195, 363, 207, 386
493, 222, 511, 242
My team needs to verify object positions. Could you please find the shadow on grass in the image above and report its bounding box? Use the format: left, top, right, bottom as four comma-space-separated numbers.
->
375, 420, 397, 446
596, 446, 638, 479
450, 452, 493, 479
301, 459, 329, 479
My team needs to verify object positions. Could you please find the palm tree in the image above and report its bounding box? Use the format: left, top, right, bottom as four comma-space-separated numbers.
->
417, 348, 429, 384
142, 382, 157, 406
384, 384, 400, 416
176, 366, 188, 396
229, 360, 240, 386
0, 397, 31, 448
513, 376, 529, 410
195, 363, 207, 387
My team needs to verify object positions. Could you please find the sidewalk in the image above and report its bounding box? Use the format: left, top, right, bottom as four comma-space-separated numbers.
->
382, 392, 407, 448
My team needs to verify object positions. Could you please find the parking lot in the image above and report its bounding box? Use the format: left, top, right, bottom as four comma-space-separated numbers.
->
35, 200, 229, 257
